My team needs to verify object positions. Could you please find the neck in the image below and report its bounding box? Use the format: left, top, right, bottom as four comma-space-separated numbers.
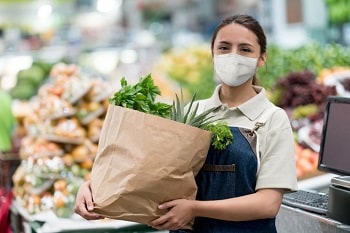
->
219, 83, 257, 107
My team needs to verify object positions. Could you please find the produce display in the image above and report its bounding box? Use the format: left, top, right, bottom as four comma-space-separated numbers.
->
257, 43, 350, 89
8, 42, 350, 221
271, 70, 337, 108
12, 63, 113, 218
10, 61, 53, 100
153, 44, 216, 100
269, 67, 350, 179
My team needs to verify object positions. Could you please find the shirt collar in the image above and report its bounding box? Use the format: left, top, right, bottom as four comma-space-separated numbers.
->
206, 85, 272, 121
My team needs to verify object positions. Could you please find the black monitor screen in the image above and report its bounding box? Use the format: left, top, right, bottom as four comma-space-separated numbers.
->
318, 96, 350, 176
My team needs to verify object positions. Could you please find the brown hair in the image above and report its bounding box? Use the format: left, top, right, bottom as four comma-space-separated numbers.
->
211, 14, 267, 85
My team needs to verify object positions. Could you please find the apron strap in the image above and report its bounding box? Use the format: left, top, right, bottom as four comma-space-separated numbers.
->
250, 106, 279, 174
249, 106, 279, 134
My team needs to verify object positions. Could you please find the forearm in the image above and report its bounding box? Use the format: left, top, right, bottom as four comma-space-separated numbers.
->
192, 189, 283, 221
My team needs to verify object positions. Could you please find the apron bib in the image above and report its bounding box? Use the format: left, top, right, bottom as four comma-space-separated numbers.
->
171, 107, 278, 233
192, 126, 276, 233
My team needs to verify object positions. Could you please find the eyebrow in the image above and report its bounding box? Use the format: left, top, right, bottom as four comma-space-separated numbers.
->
217, 41, 231, 45
217, 41, 254, 47
239, 42, 254, 47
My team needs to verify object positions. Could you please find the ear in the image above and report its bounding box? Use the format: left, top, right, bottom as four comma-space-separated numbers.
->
257, 52, 267, 67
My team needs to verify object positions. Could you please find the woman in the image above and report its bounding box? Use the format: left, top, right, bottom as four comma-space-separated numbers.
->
74, 14, 297, 233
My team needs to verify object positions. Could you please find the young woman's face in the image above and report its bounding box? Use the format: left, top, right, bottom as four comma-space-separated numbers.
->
213, 23, 265, 66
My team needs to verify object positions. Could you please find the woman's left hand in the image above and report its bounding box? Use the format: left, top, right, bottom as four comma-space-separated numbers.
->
149, 199, 195, 230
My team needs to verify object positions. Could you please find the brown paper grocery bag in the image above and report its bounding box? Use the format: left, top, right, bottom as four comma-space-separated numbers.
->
90, 104, 212, 226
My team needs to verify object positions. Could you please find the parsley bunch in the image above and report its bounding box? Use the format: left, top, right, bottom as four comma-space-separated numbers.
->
109, 74, 171, 118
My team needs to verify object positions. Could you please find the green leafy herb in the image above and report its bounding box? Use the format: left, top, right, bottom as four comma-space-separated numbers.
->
202, 122, 233, 150
110, 74, 233, 150
170, 90, 233, 150
109, 74, 171, 118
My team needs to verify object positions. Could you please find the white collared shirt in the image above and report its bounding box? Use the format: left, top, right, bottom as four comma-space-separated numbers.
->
194, 84, 298, 192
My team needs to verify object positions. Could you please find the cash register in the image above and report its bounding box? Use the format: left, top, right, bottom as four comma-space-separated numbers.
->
317, 96, 350, 225
281, 95, 350, 230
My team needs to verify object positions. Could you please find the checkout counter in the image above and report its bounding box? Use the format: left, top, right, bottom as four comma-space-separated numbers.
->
276, 173, 350, 233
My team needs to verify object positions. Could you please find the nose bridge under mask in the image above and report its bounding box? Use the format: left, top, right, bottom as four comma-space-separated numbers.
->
216, 52, 257, 67
213, 52, 258, 87
235, 53, 258, 66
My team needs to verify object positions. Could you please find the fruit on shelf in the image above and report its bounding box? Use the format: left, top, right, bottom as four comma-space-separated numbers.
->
12, 62, 108, 218
317, 66, 350, 84
295, 142, 319, 179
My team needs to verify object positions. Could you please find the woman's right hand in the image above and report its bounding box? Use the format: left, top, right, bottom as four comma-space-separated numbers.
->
74, 180, 103, 220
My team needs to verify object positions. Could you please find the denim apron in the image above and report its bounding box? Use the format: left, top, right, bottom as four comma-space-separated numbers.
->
171, 125, 277, 233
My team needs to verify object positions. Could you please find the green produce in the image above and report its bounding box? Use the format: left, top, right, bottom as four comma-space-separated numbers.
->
325, 0, 350, 24
155, 45, 216, 100
292, 104, 319, 120
257, 43, 350, 89
17, 66, 45, 85
171, 90, 233, 150
203, 122, 233, 150
10, 60, 53, 100
110, 74, 233, 150
109, 74, 172, 118
10, 84, 36, 100
32, 60, 53, 75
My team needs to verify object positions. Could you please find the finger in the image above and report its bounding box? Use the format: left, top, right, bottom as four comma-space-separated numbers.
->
84, 193, 94, 211
149, 215, 169, 228
74, 202, 86, 216
81, 212, 103, 220
74, 203, 102, 220
150, 220, 181, 231
84, 213, 104, 220
83, 183, 95, 211
158, 200, 176, 210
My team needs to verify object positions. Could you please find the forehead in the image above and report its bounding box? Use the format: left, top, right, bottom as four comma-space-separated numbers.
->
215, 23, 259, 46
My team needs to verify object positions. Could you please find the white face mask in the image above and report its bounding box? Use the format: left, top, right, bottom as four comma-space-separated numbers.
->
213, 53, 258, 86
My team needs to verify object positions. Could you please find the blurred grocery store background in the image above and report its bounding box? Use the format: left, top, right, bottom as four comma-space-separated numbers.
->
1, 0, 349, 91
0, 0, 350, 232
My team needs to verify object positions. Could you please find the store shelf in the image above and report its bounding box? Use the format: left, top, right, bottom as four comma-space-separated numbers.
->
10, 199, 164, 233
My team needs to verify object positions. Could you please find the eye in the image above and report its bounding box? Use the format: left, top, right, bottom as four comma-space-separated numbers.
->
241, 47, 252, 53
218, 45, 229, 51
